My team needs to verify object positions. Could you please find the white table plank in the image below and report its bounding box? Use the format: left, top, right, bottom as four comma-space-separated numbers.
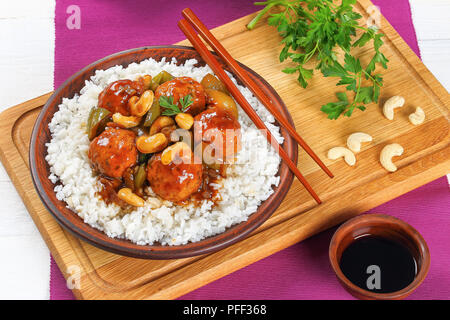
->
0, 236, 51, 300
410, 0, 450, 91
0, 0, 54, 18
417, 40, 450, 92
0, 0, 55, 300
0, 18, 55, 109
409, 0, 450, 41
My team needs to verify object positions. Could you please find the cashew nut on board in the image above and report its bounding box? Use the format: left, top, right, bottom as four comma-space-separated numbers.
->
327, 147, 356, 166
409, 107, 425, 125
383, 96, 405, 120
380, 143, 404, 172
347, 132, 373, 153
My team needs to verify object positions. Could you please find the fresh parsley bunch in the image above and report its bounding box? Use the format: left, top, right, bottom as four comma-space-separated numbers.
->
247, 0, 388, 119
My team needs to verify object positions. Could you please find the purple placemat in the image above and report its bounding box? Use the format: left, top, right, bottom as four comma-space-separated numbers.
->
51, 0, 448, 300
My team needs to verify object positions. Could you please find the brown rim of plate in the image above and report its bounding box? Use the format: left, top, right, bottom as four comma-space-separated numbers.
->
30, 45, 298, 259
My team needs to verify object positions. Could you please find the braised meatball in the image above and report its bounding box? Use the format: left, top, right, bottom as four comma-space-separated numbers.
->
194, 107, 242, 163
88, 127, 138, 179
155, 77, 206, 116
147, 153, 202, 202
97, 79, 144, 116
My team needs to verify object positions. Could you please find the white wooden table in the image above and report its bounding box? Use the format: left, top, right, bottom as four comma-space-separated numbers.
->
0, 0, 448, 299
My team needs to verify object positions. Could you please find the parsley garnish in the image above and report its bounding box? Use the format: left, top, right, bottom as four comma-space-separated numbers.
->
160, 95, 193, 116
247, 0, 389, 119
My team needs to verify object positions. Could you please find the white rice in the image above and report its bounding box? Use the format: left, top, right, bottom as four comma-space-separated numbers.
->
45, 58, 283, 245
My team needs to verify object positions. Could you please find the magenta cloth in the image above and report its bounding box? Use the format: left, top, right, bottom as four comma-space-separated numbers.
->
50, 0, 448, 300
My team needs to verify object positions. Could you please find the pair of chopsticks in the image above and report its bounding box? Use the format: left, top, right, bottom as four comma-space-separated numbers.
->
179, 8, 333, 204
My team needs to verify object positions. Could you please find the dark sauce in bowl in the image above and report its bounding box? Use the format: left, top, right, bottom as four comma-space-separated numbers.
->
339, 235, 417, 293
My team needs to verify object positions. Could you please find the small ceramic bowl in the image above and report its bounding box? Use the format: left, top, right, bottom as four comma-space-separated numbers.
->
29, 45, 297, 259
329, 214, 430, 300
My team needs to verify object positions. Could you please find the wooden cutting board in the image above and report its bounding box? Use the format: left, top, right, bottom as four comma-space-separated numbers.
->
0, 0, 448, 299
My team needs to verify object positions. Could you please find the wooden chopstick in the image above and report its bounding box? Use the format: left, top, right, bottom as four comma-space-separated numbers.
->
178, 19, 322, 204
181, 8, 334, 179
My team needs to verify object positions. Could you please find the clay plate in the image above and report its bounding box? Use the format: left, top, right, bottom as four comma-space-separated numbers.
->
30, 46, 298, 259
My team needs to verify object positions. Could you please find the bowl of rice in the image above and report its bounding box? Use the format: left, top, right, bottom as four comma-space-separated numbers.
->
30, 46, 298, 259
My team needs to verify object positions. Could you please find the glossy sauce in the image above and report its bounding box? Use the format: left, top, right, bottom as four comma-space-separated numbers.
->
91, 76, 240, 209
155, 77, 206, 116
97, 176, 125, 206
194, 107, 241, 161
187, 165, 225, 205
97, 79, 144, 116
98, 163, 225, 209
339, 235, 417, 293
146, 153, 203, 203
88, 127, 138, 179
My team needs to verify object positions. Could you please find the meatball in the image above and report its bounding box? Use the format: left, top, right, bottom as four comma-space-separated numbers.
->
147, 153, 202, 202
88, 127, 138, 179
194, 107, 242, 164
155, 77, 206, 116
97, 79, 144, 116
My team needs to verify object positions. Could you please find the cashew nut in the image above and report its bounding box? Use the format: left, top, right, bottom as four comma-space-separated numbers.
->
347, 132, 373, 153
128, 90, 154, 117
408, 107, 425, 125
112, 113, 141, 128
383, 96, 405, 120
327, 147, 356, 166
380, 143, 404, 172
117, 188, 145, 207
175, 113, 194, 130
136, 133, 168, 154
161, 125, 178, 142
161, 142, 192, 165
149, 116, 175, 136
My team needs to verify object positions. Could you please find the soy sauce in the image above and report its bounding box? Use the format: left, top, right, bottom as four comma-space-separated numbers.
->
339, 235, 417, 293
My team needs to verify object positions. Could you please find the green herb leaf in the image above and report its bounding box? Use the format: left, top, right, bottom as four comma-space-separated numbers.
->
355, 86, 374, 104
160, 95, 193, 116
179, 95, 194, 111
247, 0, 389, 119
321, 92, 349, 120
344, 53, 362, 74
